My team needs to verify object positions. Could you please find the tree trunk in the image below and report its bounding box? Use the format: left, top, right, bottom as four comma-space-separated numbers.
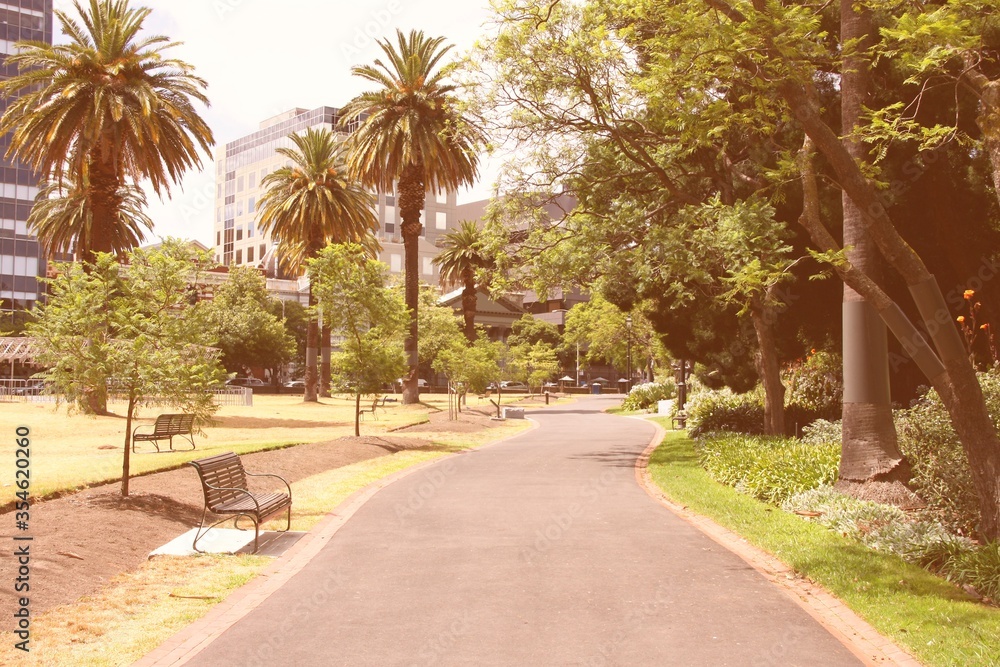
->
304, 284, 319, 403
839, 0, 908, 484
355, 391, 361, 437
320, 323, 332, 398
750, 300, 785, 436
398, 163, 426, 405
462, 272, 478, 343
122, 392, 136, 497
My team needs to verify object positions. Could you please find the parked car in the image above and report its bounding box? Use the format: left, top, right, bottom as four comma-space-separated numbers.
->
499, 381, 529, 392
227, 377, 267, 387
283, 380, 306, 390
396, 378, 429, 389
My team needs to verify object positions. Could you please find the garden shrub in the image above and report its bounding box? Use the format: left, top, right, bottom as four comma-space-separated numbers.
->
783, 487, 1000, 600
686, 387, 765, 437
621, 380, 676, 411
783, 351, 842, 421
939, 541, 1000, 601
696, 433, 839, 504
894, 367, 1000, 536
800, 418, 842, 446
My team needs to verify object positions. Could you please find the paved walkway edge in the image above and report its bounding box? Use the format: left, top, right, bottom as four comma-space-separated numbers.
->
632, 418, 924, 667
133, 418, 540, 667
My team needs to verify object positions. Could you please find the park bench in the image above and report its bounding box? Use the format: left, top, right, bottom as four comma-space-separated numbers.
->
359, 396, 384, 421
131, 413, 196, 453
188, 452, 292, 554
671, 410, 688, 430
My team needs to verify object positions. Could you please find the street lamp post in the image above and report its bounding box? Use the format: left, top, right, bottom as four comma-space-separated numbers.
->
626, 315, 632, 393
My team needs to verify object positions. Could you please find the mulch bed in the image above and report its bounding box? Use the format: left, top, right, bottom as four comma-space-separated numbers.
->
0, 405, 506, 618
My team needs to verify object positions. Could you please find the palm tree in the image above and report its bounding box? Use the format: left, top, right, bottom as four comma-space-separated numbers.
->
342, 29, 484, 405
0, 0, 214, 262
257, 127, 378, 402
29, 179, 153, 260
434, 220, 492, 342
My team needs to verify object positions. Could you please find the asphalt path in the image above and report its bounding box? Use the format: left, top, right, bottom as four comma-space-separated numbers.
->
185, 396, 862, 666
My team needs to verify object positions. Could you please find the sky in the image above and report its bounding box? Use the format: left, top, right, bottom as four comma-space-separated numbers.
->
50, 0, 502, 247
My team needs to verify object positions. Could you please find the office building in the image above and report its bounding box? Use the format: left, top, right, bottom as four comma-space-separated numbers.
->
212, 106, 458, 284
0, 1, 52, 324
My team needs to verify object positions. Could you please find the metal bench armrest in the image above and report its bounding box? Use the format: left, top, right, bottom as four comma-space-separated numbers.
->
244, 471, 292, 497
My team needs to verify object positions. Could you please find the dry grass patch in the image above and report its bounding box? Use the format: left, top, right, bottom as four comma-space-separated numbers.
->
0, 554, 269, 667
0, 394, 437, 507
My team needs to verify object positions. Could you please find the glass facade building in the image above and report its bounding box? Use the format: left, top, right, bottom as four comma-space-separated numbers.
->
212, 106, 458, 284
0, 0, 52, 323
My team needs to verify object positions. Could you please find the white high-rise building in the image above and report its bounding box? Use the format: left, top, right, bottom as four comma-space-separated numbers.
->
212, 106, 458, 283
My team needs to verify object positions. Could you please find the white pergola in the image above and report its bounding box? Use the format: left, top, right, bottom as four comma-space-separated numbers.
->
0, 337, 38, 365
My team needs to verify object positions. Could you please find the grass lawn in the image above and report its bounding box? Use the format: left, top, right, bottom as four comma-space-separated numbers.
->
0, 392, 462, 508
0, 412, 532, 666
646, 422, 1000, 667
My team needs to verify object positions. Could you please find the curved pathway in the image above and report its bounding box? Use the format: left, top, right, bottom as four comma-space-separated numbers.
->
176, 396, 862, 666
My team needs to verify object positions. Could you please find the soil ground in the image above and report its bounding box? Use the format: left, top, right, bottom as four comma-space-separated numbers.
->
0, 404, 505, 619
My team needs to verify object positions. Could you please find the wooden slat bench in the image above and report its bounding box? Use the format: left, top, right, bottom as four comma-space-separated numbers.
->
359, 396, 384, 421
132, 413, 196, 453
188, 452, 292, 554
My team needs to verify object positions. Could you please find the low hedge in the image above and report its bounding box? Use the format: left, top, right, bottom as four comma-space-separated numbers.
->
695, 432, 839, 504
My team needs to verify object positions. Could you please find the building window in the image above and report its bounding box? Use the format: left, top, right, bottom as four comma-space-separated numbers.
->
216, 232, 221, 246
248, 196, 256, 214
237, 175, 245, 192
236, 227, 243, 241
390, 254, 402, 273
260, 244, 267, 260
435, 211, 447, 230
236, 249, 243, 264
217, 207, 222, 222
248, 222, 254, 238
422, 257, 433, 275
237, 200, 244, 217
436, 189, 447, 204
249, 171, 256, 188
247, 246, 254, 263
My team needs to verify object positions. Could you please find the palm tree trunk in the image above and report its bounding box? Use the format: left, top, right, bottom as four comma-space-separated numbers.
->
321, 323, 332, 398
839, 0, 908, 486
399, 164, 426, 405
304, 284, 319, 403
462, 275, 478, 342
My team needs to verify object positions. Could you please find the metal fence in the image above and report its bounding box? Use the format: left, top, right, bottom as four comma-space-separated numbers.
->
0, 381, 253, 407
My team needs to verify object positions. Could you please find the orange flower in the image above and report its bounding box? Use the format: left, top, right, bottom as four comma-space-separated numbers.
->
982, 324, 990, 330
957, 316, 966, 323
964, 289, 976, 300
810, 348, 817, 355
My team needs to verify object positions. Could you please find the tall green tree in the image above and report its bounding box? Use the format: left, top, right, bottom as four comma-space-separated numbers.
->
681, 0, 1000, 536
564, 294, 660, 383
29, 242, 224, 495
434, 220, 493, 341
0, 0, 213, 261
342, 29, 484, 405
310, 243, 407, 436
208, 266, 295, 379
416, 288, 466, 384
256, 127, 378, 403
